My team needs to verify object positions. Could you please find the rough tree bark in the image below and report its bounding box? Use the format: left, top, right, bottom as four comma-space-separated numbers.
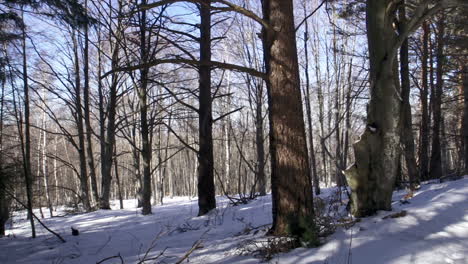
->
399, 1, 419, 188
344, 1, 402, 217
255, 82, 266, 196
264, 0, 314, 235
72, 29, 92, 212
197, 0, 216, 216
419, 21, 430, 181
138, 0, 152, 215
83, 0, 99, 205
461, 64, 468, 173
343, 0, 462, 216
99, 0, 122, 209
429, 14, 445, 179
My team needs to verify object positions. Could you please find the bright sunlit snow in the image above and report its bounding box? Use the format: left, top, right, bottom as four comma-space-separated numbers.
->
1, 177, 467, 264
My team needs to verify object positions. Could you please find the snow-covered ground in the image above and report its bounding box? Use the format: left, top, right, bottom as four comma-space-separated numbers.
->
1, 177, 467, 264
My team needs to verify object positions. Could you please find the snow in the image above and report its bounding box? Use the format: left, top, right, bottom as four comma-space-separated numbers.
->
1, 177, 468, 264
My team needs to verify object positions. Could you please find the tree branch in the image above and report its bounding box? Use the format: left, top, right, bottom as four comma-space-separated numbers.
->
140, 0, 270, 31
101, 58, 265, 80
213, 107, 243, 123
391, 0, 468, 60
295, 0, 327, 32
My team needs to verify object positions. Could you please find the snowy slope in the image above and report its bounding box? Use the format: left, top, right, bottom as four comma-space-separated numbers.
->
1, 177, 467, 264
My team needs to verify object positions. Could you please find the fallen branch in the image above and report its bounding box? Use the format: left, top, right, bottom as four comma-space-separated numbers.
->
175, 240, 204, 264
96, 253, 124, 264
5, 189, 66, 243
382, 210, 407, 220
136, 231, 167, 264
137, 247, 167, 264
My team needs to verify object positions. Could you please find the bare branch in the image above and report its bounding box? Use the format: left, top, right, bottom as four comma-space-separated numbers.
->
101, 58, 266, 80
140, 0, 270, 30
213, 107, 243, 123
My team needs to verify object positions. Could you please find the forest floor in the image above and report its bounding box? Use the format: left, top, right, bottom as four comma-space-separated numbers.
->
1, 176, 467, 264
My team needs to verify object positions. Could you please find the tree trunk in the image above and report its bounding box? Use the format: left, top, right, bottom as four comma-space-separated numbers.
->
224, 119, 231, 194
344, 1, 401, 217
0, 47, 8, 236
399, 1, 419, 188
303, 3, 320, 196
114, 154, 124, 209
461, 64, 468, 173
332, 24, 344, 189
138, 2, 152, 215
419, 22, 430, 181
133, 138, 143, 207
100, 32, 120, 210
255, 83, 266, 196
53, 131, 59, 207
197, 0, 216, 216
97, 22, 108, 208
264, 0, 314, 235
40, 99, 53, 217
158, 114, 172, 204
83, 0, 99, 205
72, 30, 92, 212
21, 16, 36, 237
429, 15, 445, 180
343, 57, 353, 174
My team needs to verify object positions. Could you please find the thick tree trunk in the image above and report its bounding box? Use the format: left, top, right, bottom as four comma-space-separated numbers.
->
344, 1, 401, 217
419, 22, 430, 181
100, 35, 119, 210
100, 78, 117, 209
97, 26, 108, 209
126, 108, 143, 207
429, 15, 445, 180
139, 3, 152, 215
399, 2, 419, 188
99, 1, 124, 210
0, 180, 7, 235
265, 0, 314, 235
461, 64, 468, 173
72, 30, 92, 212
83, 0, 99, 205
0, 191, 7, 236
197, 0, 216, 216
